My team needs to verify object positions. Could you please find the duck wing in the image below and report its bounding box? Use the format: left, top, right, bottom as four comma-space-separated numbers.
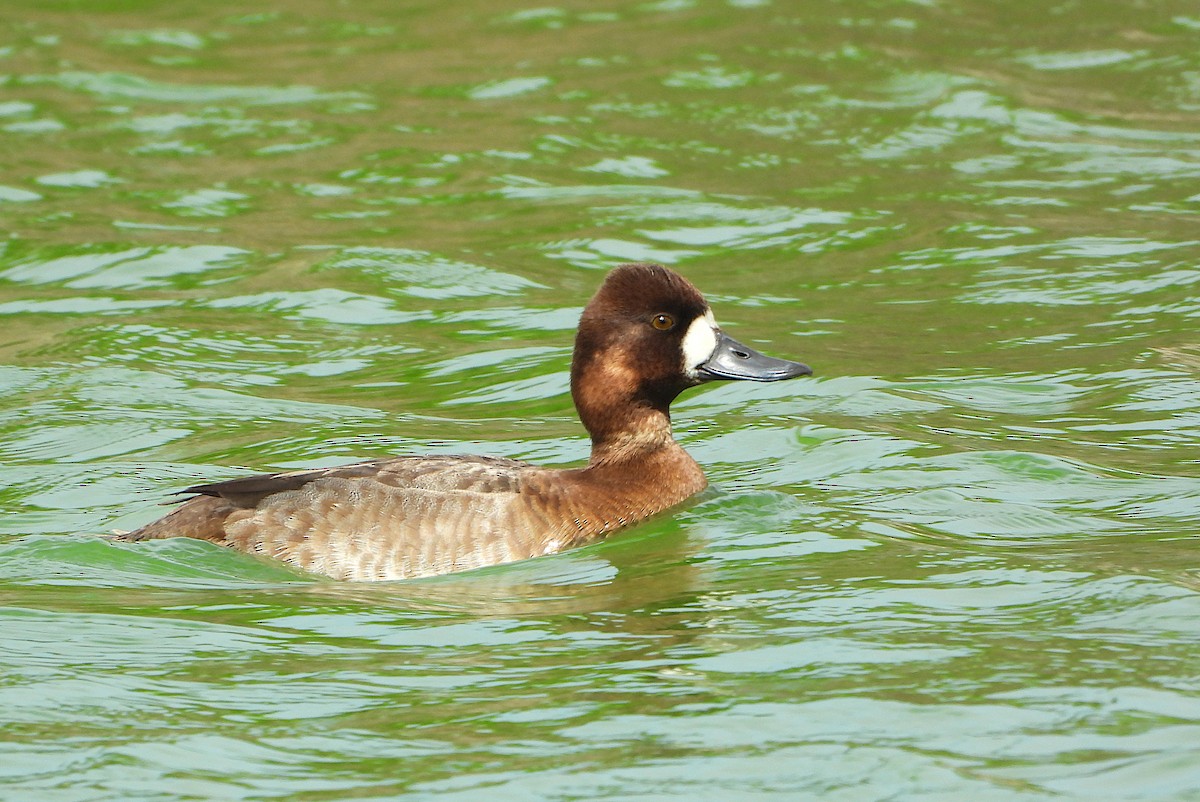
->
123, 455, 556, 581
183, 454, 532, 505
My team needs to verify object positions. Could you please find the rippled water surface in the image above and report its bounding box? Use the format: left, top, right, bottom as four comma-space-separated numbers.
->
3, 1, 1200, 799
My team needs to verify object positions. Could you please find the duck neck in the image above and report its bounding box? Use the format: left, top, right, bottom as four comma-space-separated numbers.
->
585, 403, 676, 466
570, 372, 707, 498
579, 404, 708, 507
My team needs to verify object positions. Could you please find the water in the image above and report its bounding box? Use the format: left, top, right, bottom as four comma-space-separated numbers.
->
2, 0, 1199, 799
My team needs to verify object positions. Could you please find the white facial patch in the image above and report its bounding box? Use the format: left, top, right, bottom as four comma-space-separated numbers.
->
681, 309, 719, 377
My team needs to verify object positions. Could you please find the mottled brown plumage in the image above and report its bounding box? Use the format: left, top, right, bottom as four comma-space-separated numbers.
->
118, 263, 811, 581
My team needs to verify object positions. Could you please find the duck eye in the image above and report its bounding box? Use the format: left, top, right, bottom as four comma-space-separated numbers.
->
651, 313, 675, 331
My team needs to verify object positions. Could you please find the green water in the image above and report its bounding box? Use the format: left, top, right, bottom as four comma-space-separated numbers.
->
2, 0, 1199, 798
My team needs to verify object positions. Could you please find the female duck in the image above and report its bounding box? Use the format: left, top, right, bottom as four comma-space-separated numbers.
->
120, 263, 811, 581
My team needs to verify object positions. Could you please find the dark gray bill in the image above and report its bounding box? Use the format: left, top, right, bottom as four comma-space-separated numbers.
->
696, 332, 812, 382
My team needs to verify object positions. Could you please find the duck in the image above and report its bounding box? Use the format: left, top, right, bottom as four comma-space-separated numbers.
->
118, 263, 812, 581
